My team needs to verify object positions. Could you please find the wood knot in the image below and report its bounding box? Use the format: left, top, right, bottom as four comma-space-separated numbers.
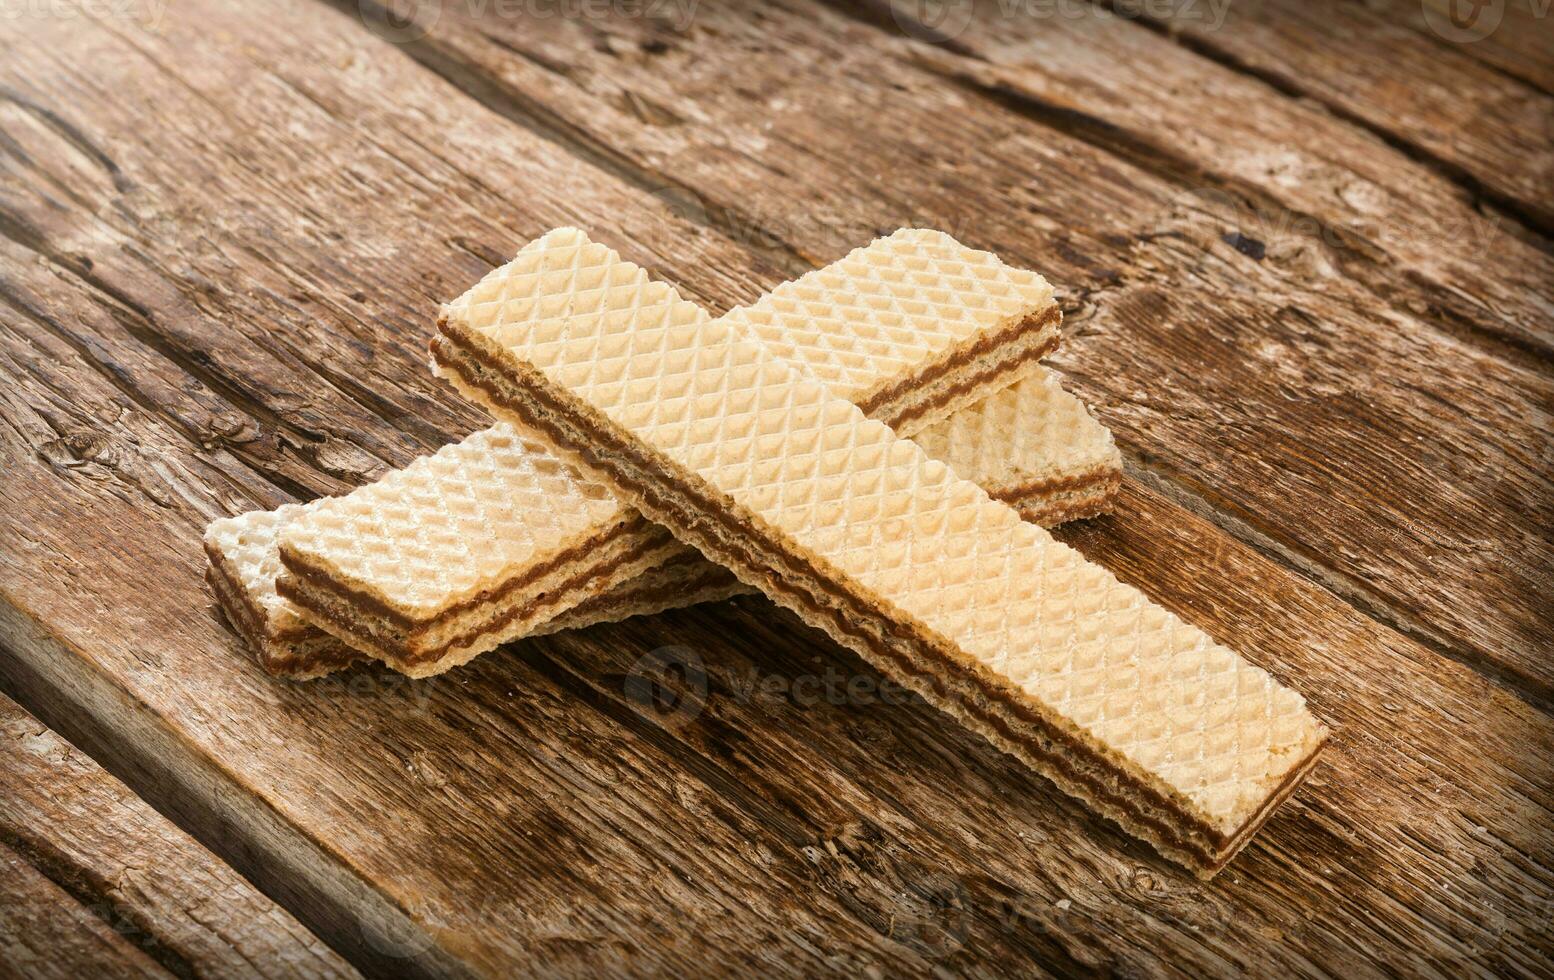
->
1119, 865, 1174, 902
39, 430, 114, 468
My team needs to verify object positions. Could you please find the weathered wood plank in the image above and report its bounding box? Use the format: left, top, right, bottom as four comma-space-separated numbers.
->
1401, 0, 1554, 95
0, 841, 170, 980
371, 0, 1554, 702
419, 0, 1554, 358
1042, 0, 1554, 233
0, 693, 356, 979
0, 1, 1550, 976
6, 379, 1553, 977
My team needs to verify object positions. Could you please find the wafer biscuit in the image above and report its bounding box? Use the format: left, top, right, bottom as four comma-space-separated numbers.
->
273, 228, 1063, 677
208, 357, 1119, 675
432, 255, 1327, 877
578, 369, 1125, 624
914, 367, 1122, 525
203, 506, 362, 679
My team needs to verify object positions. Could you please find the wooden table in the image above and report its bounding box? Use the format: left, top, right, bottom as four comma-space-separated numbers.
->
1, 0, 1550, 975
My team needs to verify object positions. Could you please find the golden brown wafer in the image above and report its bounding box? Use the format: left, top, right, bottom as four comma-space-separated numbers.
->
431, 243, 1327, 877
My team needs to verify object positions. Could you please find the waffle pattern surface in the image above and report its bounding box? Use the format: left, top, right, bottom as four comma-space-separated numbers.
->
451, 227, 1054, 410
915, 367, 1118, 492
441, 267, 1326, 871
204, 506, 360, 676
279, 228, 1057, 644
208, 505, 314, 635
282, 422, 625, 618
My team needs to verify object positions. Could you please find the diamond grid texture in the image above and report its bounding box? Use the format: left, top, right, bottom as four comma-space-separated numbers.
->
912, 367, 1121, 493
282, 423, 624, 617
288, 225, 1056, 617
477, 281, 1324, 834
454, 227, 1053, 406
723, 227, 1052, 404
206, 504, 313, 637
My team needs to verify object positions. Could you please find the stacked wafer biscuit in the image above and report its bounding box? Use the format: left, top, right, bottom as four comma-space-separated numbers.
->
206, 227, 1325, 875
207, 229, 1120, 677
427, 227, 1327, 877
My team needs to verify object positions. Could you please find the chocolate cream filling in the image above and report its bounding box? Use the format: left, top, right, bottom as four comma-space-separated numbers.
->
557, 563, 743, 627
278, 519, 670, 665
855, 305, 1061, 422
204, 546, 359, 674
994, 468, 1120, 501
996, 470, 1123, 526
433, 327, 1325, 871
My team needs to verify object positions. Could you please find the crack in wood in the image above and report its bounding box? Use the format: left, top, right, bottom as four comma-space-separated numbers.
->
824, 0, 1554, 370
322, 0, 821, 281
1094, 0, 1554, 245
0, 231, 353, 507
0, 827, 200, 980
0, 85, 134, 193
1114, 455, 1554, 715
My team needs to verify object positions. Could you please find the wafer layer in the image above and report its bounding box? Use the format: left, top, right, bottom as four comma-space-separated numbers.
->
273, 228, 1062, 676
433, 263, 1327, 876
204, 506, 363, 679
914, 367, 1122, 525
213, 353, 1119, 676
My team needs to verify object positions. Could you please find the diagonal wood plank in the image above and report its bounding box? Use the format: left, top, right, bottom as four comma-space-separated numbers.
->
0, 693, 356, 979
348, 0, 1554, 703
1033, 0, 1554, 234
1384, 0, 1554, 97
397, 0, 1554, 359
0, 1, 1550, 976
0, 841, 172, 980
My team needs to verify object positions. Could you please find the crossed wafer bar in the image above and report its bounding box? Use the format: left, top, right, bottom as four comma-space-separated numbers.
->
206, 230, 1121, 678
430, 229, 1328, 878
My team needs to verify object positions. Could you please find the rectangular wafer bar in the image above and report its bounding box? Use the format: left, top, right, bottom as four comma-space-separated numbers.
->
431, 255, 1328, 877
500, 364, 1126, 631
205, 505, 364, 678
268, 228, 1067, 677
206, 359, 1119, 672
914, 367, 1122, 525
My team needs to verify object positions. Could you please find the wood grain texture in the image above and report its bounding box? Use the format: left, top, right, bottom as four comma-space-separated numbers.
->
1066, 0, 1554, 234
1395, 0, 1554, 97
0, 1, 1549, 977
0, 693, 355, 979
1, 841, 170, 980
850, 0, 1554, 353
378, 0, 1554, 702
